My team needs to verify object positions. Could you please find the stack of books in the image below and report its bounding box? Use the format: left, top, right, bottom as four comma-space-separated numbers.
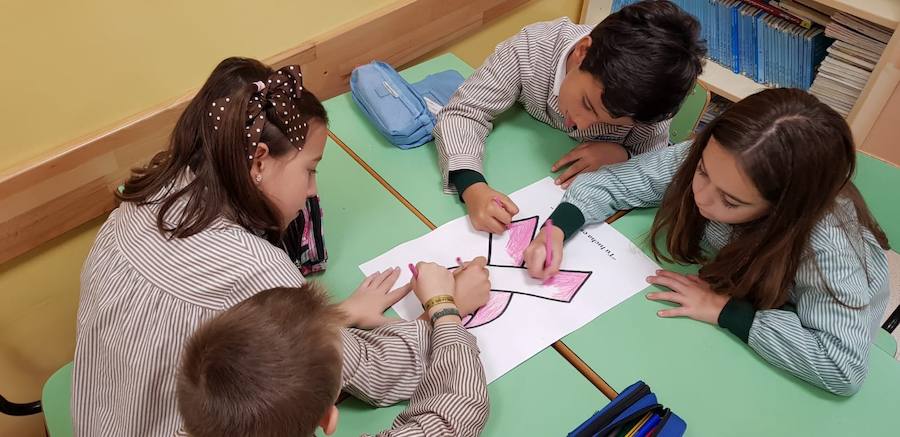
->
697, 95, 733, 130
809, 11, 893, 116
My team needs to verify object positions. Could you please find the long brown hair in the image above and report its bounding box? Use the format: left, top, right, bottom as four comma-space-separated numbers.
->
119, 57, 327, 242
650, 88, 889, 309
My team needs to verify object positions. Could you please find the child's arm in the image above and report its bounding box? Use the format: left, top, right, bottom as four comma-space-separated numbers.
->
718, 233, 888, 396
375, 324, 489, 437
340, 321, 431, 407
552, 140, 690, 239
621, 119, 672, 155
435, 32, 525, 196
523, 142, 690, 279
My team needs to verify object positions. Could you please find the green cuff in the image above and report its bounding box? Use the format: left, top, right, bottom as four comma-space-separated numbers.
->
718, 298, 756, 343
449, 169, 487, 201
547, 202, 585, 240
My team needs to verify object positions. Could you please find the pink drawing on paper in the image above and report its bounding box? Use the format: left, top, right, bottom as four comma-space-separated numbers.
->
461, 292, 513, 329
460, 216, 592, 329
505, 216, 539, 266
543, 271, 592, 301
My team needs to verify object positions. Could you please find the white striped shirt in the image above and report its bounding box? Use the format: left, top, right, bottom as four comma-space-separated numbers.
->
563, 141, 890, 395
434, 17, 671, 192
74, 176, 306, 436
343, 321, 489, 437
174, 321, 488, 437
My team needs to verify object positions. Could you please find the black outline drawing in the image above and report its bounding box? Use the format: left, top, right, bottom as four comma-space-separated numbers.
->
461, 215, 594, 329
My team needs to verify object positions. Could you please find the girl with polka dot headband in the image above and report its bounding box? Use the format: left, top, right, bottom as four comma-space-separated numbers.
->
76, 57, 418, 436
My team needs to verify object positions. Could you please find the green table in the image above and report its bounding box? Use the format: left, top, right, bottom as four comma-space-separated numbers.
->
563, 156, 900, 436
316, 136, 604, 435
312, 138, 432, 297
323, 53, 900, 435
323, 54, 577, 226
558, 111, 900, 437
559, 208, 900, 436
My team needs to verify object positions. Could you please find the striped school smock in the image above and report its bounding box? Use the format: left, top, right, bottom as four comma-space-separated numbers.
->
342, 322, 489, 436
434, 17, 672, 193
73, 173, 306, 435
75, 174, 490, 436
555, 141, 890, 396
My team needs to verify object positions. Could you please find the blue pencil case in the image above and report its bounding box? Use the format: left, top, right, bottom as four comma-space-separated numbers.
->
350, 61, 463, 149
569, 381, 686, 437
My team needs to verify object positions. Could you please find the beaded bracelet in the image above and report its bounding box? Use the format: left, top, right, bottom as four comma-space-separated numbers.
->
422, 295, 455, 312
430, 307, 461, 324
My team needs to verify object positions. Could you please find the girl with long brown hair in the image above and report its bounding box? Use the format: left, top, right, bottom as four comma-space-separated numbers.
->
73, 57, 490, 436
523, 88, 890, 396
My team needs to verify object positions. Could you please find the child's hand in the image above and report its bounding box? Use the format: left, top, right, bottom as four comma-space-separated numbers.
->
523, 225, 564, 280
552, 141, 628, 189
453, 256, 490, 317
645, 270, 730, 325
412, 262, 456, 304
339, 268, 412, 329
461, 182, 519, 234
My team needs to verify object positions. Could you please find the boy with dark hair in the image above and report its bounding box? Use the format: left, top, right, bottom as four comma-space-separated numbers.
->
177, 263, 489, 437
436, 0, 706, 234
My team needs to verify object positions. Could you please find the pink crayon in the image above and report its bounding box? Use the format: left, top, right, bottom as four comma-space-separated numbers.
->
544, 219, 554, 269
492, 197, 511, 229
492, 196, 506, 211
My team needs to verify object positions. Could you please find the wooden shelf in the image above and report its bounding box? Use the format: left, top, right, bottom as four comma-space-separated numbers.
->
697, 60, 769, 102
812, 0, 900, 29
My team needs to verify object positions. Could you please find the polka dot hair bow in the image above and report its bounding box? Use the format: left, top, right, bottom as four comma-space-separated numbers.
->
208, 65, 309, 160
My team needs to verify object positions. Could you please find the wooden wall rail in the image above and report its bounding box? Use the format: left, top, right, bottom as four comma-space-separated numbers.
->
0, 0, 528, 264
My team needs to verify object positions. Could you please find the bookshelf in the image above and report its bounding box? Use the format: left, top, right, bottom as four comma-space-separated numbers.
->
697, 60, 768, 102
580, 0, 900, 160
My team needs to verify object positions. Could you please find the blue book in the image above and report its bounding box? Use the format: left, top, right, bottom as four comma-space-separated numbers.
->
789, 23, 799, 87
737, 5, 747, 77
805, 29, 817, 88
741, 5, 754, 80
730, 1, 740, 73
779, 21, 788, 87
780, 20, 790, 87
716, 0, 732, 70
747, 5, 762, 81
723, 1, 732, 69
715, 1, 723, 67
792, 24, 802, 88
614, 0, 830, 92
723, 1, 732, 70
768, 16, 776, 85
791, 26, 799, 87
708, 1, 718, 65
757, 15, 767, 84
769, 16, 778, 85
772, 18, 779, 87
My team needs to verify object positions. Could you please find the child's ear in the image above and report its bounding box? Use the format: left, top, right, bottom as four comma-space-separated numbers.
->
250, 142, 270, 180
571, 36, 593, 65
319, 405, 339, 435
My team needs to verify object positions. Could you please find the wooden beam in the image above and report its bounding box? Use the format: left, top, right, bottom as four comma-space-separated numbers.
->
0, 0, 529, 264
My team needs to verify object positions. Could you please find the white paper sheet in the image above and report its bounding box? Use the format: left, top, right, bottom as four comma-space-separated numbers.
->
359, 178, 660, 383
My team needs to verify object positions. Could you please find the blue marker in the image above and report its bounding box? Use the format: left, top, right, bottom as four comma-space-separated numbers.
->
634, 413, 661, 437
